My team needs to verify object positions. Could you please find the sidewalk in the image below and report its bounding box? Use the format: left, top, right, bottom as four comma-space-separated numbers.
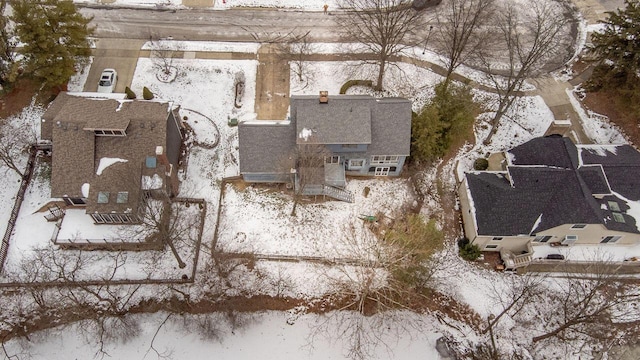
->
92, 39, 594, 143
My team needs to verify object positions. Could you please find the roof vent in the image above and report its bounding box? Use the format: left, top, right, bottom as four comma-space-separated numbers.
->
319, 91, 329, 104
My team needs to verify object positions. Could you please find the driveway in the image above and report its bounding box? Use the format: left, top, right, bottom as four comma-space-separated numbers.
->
84, 39, 146, 93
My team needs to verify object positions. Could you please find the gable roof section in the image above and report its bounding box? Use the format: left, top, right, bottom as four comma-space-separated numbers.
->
296, 103, 371, 145
468, 167, 604, 236
238, 121, 297, 174
51, 123, 95, 198
290, 95, 411, 155
580, 145, 640, 200
368, 97, 412, 156
508, 136, 578, 169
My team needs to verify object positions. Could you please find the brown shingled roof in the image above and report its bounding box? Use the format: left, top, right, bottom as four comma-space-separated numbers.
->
47, 93, 174, 217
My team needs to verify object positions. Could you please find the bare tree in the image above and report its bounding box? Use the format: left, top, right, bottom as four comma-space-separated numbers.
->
287, 138, 331, 216
529, 266, 640, 346
434, 0, 495, 84
310, 213, 446, 359
276, 31, 315, 86
481, 0, 570, 144
0, 115, 35, 179
340, 0, 425, 91
150, 40, 183, 82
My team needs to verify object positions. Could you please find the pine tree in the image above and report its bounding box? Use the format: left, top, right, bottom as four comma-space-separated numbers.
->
589, 0, 640, 90
0, 0, 18, 88
10, 0, 94, 89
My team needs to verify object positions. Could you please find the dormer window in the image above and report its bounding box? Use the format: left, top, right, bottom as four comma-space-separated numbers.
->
607, 201, 621, 212
94, 129, 126, 136
612, 212, 626, 223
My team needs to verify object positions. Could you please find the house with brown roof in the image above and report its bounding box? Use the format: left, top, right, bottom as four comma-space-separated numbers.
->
41, 92, 183, 224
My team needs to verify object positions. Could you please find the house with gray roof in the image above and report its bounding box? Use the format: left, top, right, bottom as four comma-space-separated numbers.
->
41, 92, 183, 224
458, 135, 640, 269
238, 93, 411, 202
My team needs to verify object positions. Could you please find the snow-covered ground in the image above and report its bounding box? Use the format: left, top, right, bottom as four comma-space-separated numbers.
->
0, 14, 633, 358
4, 311, 445, 360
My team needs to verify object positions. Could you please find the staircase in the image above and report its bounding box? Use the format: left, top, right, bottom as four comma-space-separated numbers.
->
323, 185, 354, 203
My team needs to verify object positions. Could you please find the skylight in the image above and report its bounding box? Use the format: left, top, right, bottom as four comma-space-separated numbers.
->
608, 201, 621, 212
612, 212, 625, 223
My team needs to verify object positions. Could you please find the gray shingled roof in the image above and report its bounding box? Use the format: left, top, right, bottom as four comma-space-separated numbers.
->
238, 121, 296, 173
580, 145, 640, 200
239, 95, 411, 176
46, 93, 172, 215
291, 95, 411, 155
296, 104, 371, 144
466, 136, 640, 236
508, 136, 578, 169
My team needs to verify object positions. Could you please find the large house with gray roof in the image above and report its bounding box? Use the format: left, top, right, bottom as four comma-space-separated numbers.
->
458, 135, 640, 268
41, 92, 183, 224
238, 93, 411, 201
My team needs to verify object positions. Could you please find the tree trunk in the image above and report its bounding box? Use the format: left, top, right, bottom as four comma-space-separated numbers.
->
375, 58, 386, 91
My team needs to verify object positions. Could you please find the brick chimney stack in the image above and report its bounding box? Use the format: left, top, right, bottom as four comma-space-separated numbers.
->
319, 91, 329, 104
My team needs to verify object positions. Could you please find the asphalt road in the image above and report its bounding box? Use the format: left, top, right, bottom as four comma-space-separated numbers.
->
80, 7, 350, 42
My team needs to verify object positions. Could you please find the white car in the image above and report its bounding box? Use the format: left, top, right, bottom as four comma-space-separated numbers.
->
97, 68, 117, 93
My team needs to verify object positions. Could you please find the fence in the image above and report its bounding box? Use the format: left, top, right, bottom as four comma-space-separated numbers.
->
0, 145, 37, 273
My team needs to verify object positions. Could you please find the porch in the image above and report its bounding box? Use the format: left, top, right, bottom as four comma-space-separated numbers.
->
500, 242, 534, 270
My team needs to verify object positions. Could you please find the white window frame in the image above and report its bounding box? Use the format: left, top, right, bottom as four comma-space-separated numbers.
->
562, 235, 578, 245
485, 244, 498, 249
325, 155, 340, 164
571, 224, 587, 229
374, 167, 390, 176
92, 214, 105, 224
348, 159, 365, 169
534, 235, 552, 243
370, 155, 400, 165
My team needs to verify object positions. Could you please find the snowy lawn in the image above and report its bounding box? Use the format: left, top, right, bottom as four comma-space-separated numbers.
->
3, 311, 445, 360
217, 178, 415, 258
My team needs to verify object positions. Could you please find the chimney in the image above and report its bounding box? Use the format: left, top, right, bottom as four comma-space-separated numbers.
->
155, 146, 170, 169
319, 91, 329, 104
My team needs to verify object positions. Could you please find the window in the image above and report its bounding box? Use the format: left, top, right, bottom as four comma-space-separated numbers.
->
571, 224, 587, 229
325, 156, 340, 164
608, 201, 621, 212
97, 192, 110, 204
492, 237, 503, 241
534, 235, 552, 243
91, 214, 105, 223
601, 235, 622, 243
374, 167, 390, 176
562, 235, 578, 245
612, 212, 626, 223
348, 159, 365, 169
116, 192, 129, 204
368, 167, 376, 172
94, 129, 126, 137
370, 155, 399, 165
65, 197, 86, 206
485, 244, 498, 249
104, 214, 114, 223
